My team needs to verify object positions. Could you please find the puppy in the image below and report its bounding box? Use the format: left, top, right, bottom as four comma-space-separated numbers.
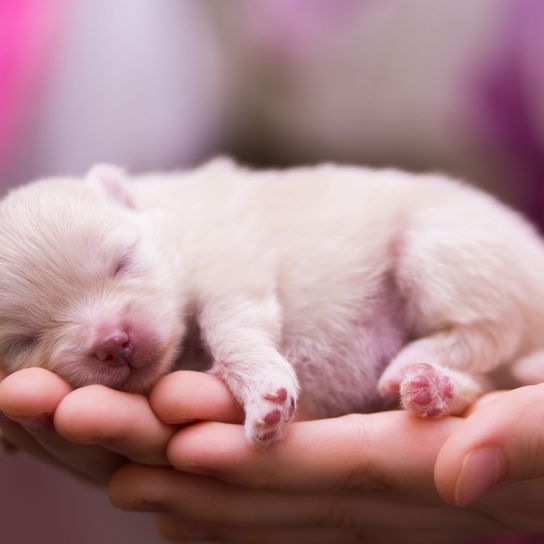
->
0, 158, 543, 448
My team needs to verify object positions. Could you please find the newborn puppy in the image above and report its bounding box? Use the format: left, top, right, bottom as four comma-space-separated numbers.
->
0, 158, 543, 448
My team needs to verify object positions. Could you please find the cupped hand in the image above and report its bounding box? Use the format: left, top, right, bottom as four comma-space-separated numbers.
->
109, 372, 516, 544
436, 383, 544, 514
0, 367, 175, 484
5, 366, 544, 542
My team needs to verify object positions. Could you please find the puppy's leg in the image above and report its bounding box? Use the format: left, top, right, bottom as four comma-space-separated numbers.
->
379, 205, 526, 416
379, 330, 495, 417
198, 295, 298, 449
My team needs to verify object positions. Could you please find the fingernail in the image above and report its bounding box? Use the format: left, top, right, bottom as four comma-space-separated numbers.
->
454, 445, 506, 506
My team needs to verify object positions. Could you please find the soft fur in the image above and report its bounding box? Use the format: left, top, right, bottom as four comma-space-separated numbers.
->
0, 158, 543, 447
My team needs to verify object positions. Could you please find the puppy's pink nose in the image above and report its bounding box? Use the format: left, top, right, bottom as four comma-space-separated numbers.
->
93, 330, 134, 366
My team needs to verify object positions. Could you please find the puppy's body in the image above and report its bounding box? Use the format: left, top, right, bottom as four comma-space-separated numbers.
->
1, 158, 543, 446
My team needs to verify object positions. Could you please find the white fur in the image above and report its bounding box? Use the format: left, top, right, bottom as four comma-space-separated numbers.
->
1, 158, 543, 446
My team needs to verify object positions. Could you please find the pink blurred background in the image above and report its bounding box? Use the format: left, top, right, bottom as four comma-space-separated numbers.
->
1, 1, 544, 542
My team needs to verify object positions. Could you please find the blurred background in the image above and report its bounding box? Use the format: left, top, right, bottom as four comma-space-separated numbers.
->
1, 0, 543, 542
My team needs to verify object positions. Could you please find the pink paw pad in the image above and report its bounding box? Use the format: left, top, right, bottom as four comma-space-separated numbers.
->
247, 387, 297, 449
400, 363, 454, 418
264, 387, 288, 402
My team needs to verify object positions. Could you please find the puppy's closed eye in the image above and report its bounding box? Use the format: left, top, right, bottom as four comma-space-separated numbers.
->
112, 253, 133, 279
3, 335, 39, 355
110, 239, 140, 279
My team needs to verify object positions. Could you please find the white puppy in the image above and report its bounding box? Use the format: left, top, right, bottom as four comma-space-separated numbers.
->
0, 158, 543, 448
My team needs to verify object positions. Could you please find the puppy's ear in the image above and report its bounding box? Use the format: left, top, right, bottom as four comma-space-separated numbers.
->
86, 164, 133, 208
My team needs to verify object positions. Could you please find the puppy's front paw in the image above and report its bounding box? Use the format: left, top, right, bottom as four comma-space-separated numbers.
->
244, 382, 297, 449
400, 363, 453, 417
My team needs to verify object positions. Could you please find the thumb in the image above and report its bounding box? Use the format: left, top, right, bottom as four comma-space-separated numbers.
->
434, 384, 544, 506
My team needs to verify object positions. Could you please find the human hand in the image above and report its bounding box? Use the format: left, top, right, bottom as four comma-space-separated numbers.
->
5, 367, 544, 541
435, 383, 544, 518
0, 367, 175, 484
109, 372, 514, 544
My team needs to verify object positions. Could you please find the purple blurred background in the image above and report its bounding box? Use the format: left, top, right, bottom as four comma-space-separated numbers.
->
1, 0, 544, 542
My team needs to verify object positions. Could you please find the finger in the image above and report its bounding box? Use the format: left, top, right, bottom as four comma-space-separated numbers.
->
1, 414, 124, 484
0, 414, 57, 463
54, 385, 175, 465
462, 390, 507, 416
150, 371, 244, 425
156, 514, 361, 544
363, 533, 473, 544
157, 516, 459, 544
109, 464, 496, 534
110, 464, 341, 527
0, 367, 72, 425
0, 368, 124, 483
435, 383, 544, 506
164, 411, 461, 499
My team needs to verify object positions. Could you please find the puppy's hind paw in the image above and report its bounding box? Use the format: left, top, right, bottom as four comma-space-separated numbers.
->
400, 363, 453, 418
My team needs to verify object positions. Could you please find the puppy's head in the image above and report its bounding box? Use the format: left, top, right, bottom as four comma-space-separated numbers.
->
0, 165, 184, 392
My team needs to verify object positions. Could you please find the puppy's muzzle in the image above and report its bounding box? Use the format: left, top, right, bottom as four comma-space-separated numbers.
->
92, 329, 138, 368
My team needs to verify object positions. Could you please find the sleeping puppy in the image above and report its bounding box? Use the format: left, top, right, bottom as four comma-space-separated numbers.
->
0, 158, 543, 448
